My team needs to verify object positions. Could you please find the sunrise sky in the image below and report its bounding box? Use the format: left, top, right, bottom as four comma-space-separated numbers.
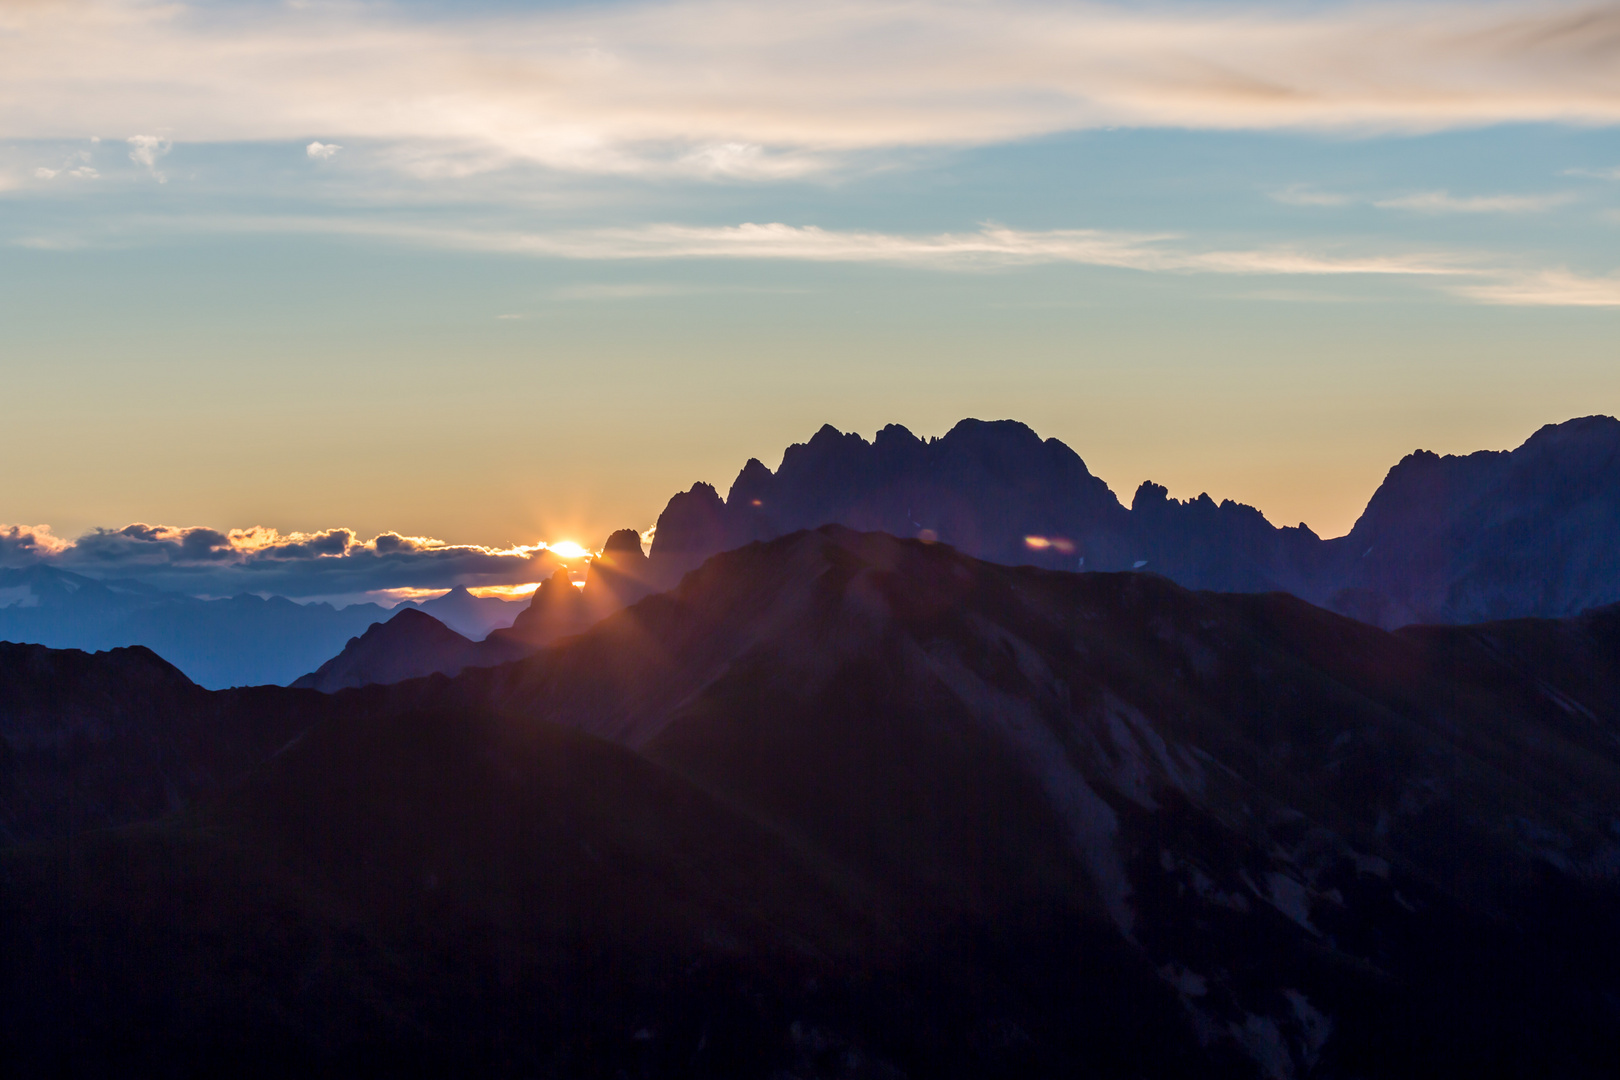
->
3, 0, 1618, 598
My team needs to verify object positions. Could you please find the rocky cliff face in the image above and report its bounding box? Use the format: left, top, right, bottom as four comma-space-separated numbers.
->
646, 415, 1620, 628
1325, 415, 1620, 625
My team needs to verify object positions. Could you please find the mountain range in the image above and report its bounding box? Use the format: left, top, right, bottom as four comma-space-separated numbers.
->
646, 415, 1620, 628
4, 527, 1619, 1076
0, 566, 525, 689
4, 415, 1617, 691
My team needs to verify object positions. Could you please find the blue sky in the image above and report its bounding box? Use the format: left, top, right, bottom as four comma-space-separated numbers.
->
2, 0, 1618, 596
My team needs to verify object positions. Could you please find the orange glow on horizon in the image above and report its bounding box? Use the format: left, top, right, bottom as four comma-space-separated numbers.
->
368, 586, 450, 604
467, 583, 542, 601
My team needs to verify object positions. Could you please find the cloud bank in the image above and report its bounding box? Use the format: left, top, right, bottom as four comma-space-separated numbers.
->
0, 522, 575, 601
4, 1, 1620, 179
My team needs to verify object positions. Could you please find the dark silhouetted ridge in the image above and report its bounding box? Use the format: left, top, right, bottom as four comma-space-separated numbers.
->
646, 415, 1620, 627
4, 527, 1620, 1076
291, 608, 530, 693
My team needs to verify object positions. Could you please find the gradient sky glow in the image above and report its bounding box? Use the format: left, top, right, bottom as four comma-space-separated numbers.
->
3, 0, 1619, 587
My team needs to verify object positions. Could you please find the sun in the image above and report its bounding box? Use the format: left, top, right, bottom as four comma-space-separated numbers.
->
545, 540, 591, 560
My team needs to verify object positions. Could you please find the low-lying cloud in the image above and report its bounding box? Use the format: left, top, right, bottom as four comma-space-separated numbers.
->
0, 522, 572, 601
3, 1, 1619, 180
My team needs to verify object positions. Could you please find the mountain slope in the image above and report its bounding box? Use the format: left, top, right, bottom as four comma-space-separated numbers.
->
0, 642, 310, 843
290, 608, 532, 693
1327, 414, 1620, 624
5, 528, 1620, 1076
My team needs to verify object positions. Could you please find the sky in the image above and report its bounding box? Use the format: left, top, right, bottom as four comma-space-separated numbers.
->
2, 0, 1618, 600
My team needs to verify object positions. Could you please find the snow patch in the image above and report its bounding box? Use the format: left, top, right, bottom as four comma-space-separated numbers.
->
1262, 872, 1318, 934
0, 585, 38, 609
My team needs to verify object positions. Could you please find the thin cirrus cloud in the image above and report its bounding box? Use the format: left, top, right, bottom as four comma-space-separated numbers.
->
212, 216, 1477, 277
1373, 190, 1576, 213
0, 522, 573, 598
1272, 187, 1577, 213
1452, 269, 1620, 307
3, 1, 1620, 179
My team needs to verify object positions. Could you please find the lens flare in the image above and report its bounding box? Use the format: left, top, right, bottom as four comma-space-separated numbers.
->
546, 540, 591, 559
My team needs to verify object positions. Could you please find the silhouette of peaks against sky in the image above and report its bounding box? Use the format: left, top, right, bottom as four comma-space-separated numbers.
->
1, 1, 1616, 568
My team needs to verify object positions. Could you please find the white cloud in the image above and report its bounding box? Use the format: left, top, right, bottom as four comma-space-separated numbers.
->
34, 167, 58, 179
174, 214, 1478, 279
0, 1, 1618, 180
1374, 190, 1574, 213
306, 141, 341, 160
1270, 187, 1355, 208
126, 134, 171, 180
1275, 186, 1575, 213
270, 215, 1620, 308
1452, 269, 1620, 306
1565, 165, 1620, 180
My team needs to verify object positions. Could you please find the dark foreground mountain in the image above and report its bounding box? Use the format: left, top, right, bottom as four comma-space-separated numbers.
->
4, 528, 1620, 1076
291, 608, 532, 693
647, 415, 1620, 627
0, 642, 310, 844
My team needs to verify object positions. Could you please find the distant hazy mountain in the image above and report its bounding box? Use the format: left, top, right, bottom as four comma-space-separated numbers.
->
413, 585, 525, 640
5, 527, 1619, 1075
647, 415, 1620, 627
0, 564, 405, 689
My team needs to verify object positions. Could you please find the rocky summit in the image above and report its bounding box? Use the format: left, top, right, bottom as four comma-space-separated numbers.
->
647, 416, 1620, 628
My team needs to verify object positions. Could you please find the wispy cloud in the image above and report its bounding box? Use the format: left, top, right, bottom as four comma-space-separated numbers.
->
1374, 190, 1574, 213
18, 207, 1617, 308
553, 281, 808, 300
1270, 187, 1356, 208
321, 220, 1474, 277
1565, 165, 1620, 180
1273, 186, 1576, 213
3, 1, 1620, 180
1452, 269, 1620, 306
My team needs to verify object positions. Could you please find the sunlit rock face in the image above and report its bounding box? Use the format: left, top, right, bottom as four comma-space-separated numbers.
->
647, 415, 1620, 627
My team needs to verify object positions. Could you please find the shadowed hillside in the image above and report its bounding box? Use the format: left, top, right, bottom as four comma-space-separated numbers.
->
4, 528, 1619, 1076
